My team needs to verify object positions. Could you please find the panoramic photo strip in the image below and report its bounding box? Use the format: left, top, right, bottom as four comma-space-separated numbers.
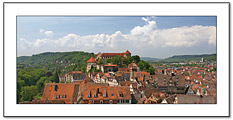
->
17, 16, 216, 104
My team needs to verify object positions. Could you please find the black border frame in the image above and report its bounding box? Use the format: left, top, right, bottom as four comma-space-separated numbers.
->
3, 2, 231, 117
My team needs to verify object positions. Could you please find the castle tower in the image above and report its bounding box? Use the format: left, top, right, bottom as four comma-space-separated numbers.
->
124, 50, 131, 57
86, 57, 97, 72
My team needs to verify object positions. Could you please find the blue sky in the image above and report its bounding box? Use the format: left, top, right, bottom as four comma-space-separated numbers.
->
17, 16, 216, 58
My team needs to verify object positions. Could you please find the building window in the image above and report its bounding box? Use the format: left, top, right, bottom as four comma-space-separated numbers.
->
93, 95, 97, 98
111, 93, 114, 96
100, 100, 103, 104
87, 95, 90, 98
109, 100, 113, 104
89, 100, 92, 104
100, 93, 102, 96
119, 93, 123, 97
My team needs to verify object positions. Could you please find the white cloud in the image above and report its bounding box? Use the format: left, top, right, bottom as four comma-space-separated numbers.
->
18, 17, 216, 57
40, 29, 53, 37
33, 38, 49, 47
40, 29, 44, 33
44, 31, 53, 37
150, 25, 216, 47
18, 38, 32, 49
142, 17, 149, 22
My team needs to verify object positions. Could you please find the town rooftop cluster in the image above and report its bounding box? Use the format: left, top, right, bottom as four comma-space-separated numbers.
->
20, 50, 216, 104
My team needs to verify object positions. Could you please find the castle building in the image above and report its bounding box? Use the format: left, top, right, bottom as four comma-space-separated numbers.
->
86, 57, 97, 72
86, 50, 131, 73
95, 50, 131, 64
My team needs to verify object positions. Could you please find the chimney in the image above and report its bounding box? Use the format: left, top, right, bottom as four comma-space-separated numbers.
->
53, 83, 57, 91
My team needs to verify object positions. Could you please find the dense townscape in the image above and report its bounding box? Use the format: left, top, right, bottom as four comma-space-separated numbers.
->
18, 50, 216, 104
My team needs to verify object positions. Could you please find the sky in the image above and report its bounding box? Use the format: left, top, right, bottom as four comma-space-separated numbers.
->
17, 16, 216, 58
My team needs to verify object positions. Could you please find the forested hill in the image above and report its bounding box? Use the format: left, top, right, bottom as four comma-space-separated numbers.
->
160, 54, 216, 63
141, 57, 160, 62
17, 51, 96, 72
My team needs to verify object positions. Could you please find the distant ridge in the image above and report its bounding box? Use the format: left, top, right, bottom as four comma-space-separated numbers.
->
141, 57, 160, 62
159, 53, 216, 63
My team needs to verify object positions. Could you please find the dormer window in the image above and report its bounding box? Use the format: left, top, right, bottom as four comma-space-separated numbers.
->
100, 93, 102, 96
119, 93, 123, 97
103, 95, 107, 98
87, 95, 91, 98
93, 95, 97, 98
111, 93, 114, 96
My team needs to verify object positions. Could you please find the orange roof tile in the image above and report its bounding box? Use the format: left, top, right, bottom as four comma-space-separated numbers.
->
80, 82, 131, 100
41, 83, 77, 104
124, 50, 131, 54
104, 64, 117, 67
101, 53, 125, 57
87, 57, 97, 63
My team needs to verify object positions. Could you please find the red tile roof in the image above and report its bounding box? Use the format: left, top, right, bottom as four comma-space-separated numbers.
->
118, 67, 129, 72
135, 71, 150, 76
71, 71, 82, 74
80, 82, 131, 100
101, 53, 125, 57
124, 50, 131, 54
86, 57, 97, 63
104, 64, 117, 67
41, 83, 77, 104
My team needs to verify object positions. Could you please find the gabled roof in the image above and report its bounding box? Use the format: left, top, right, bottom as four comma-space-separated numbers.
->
124, 50, 131, 54
175, 94, 215, 104
80, 82, 131, 100
41, 83, 78, 104
86, 57, 97, 63
101, 53, 125, 57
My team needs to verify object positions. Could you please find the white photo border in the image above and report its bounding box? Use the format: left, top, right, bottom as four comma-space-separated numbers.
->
3, 2, 230, 117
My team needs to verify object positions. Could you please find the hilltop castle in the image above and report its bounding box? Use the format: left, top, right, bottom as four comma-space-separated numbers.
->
86, 50, 131, 73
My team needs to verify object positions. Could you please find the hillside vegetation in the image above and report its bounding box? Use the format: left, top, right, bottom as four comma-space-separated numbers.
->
17, 51, 96, 73
159, 54, 216, 63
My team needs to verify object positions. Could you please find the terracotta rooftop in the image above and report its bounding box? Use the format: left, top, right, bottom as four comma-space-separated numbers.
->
41, 83, 78, 104
101, 53, 125, 57
80, 82, 131, 100
175, 94, 215, 104
104, 64, 118, 67
124, 50, 131, 54
86, 57, 97, 63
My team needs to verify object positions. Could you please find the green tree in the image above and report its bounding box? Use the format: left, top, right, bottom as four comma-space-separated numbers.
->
131, 55, 140, 63
111, 55, 122, 65
53, 70, 59, 83
36, 77, 46, 94
20, 85, 38, 102
148, 66, 155, 75
97, 59, 103, 65
123, 56, 130, 65
88, 66, 101, 73
17, 79, 25, 103
138, 60, 145, 71
107, 59, 112, 63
